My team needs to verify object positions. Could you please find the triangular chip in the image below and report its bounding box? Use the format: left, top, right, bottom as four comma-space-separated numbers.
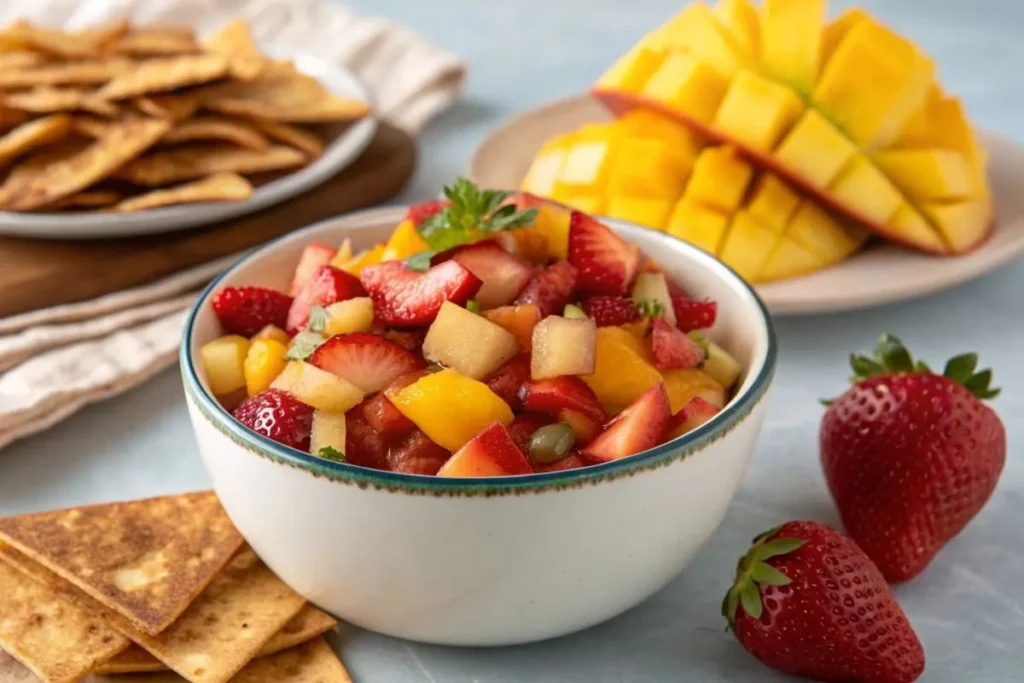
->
3, 87, 120, 117
161, 116, 269, 151
110, 173, 253, 212
0, 491, 243, 635
203, 21, 265, 81
249, 118, 324, 158
0, 115, 71, 166
41, 188, 124, 211
0, 107, 30, 133
133, 94, 200, 121
107, 28, 198, 56
0, 58, 132, 89
96, 53, 230, 100
0, 20, 128, 58
118, 144, 305, 186
0, 50, 48, 71
0, 557, 129, 683
93, 604, 337, 675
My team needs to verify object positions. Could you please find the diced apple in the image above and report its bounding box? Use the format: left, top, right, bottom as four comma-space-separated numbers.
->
773, 109, 857, 189
201, 335, 250, 396
719, 211, 782, 283
605, 195, 675, 230
650, 3, 751, 76
746, 174, 801, 233
437, 422, 532, 478
702, 341, 742, 389
760, 0, 826, 93
422, 302, 520, 380
531, 315, 598, 380
451, 241, 533, 309
757, 236, 825, 282
289, 242, 336, 296
641, 50, 730, 125
713, 70, 805, 151
631, 272, 676, 325
666, 199, 730, 254
271, 361, 364, 413
322, 297, 375, 336
243, 338, 288, 396
668, 396, 721, 440
310, 410, 347, 456
871, 149, 973, 201
482, 303, 542, 350
828, 155, 903, 225
251, 324, 290, 345
683, 146, 754, 214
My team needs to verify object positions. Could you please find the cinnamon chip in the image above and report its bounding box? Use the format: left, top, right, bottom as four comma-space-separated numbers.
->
110, 172, 253, 212
96, 53, 230, 100
161, 116, 269, 151
118, 143, 305, 186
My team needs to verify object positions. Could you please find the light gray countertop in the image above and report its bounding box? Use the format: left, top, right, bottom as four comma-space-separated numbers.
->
1, 1, 1022, 680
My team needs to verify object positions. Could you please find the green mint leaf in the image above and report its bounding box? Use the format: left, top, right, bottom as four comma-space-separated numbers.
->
406, 250, 435, 272
466, 299, 481, 313
754, 537, 806, 561
739, 582, 763, 619
563, 303, 588, 320
308, 306, 328, 333
317, 446, 345, 461
635, 299, 664, 319
284, 331, 325, 361
416, 178, 536, 252
751, 562, 792, 586
944, 353, 978, 384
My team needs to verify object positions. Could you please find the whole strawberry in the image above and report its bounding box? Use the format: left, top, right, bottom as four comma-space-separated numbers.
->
821, 334, 1006, 583
211, 286, 292, 337
724, 521, 925, 683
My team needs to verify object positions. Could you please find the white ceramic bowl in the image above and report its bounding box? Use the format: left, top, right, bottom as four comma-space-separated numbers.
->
181, 206, 777, 646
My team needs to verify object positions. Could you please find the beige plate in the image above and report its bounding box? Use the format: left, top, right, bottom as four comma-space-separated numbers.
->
468, 94, 1024, 315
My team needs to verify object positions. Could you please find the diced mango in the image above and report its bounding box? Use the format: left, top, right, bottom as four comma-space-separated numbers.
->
714, 70, 805, 151
552, 138, 617, 197
920, 199, 991, 253
650, 3, 750, 77
271, 361, 364, 413
667, 199, 730, 254
759, 0, 826, 93
786, 203, 864, 263
683, 146, 753, 213
617, 110, 703, 160
821, 7, 868, 67
757, 236, 825, 282
606, 137, 690, 199
582, 326, 663, 411
323, 297, 375, 336
641, 50, 730, 124
243, 338, 288, 396
596, 46, 664, 93
201, 335, 250, 396
606, 196, 675, 230
339, 243, 386, 275
556, 195, 605, 215
872, 149, 973, 201
773, 109, 857, 188
310, 411, 347, 456
713, 0, 760, 58
381, 219, 430, 262
389, 368, 513, 452
885, 203, 948, 253
719, 210, 782, 282
251, 325, 290, 345
747, 174, 801, 233
662, 367, 726, 414
521, 139, 570, 197
828, 156, 903, 225
333, 239, 353, 266
533, 202, 572, 259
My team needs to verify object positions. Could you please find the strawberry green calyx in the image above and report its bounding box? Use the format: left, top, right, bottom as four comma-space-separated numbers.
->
722, 527, 805, 629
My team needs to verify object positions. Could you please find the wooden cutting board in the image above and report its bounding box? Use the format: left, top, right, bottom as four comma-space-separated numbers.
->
0, 122, 416, 318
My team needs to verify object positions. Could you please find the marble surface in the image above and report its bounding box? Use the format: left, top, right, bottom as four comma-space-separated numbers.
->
2, 1, 1023, 681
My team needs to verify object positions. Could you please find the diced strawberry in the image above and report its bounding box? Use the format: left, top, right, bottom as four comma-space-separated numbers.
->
345, 409, 389, 470
360, 369, 427, 437
211, 286, 292, 337
437, 422, 533, 477
671, 296, 717, 332
482, 303, 542, 350
289, 242, 336, 296
668, 396, 720, 440
375, 327, 427, 352
514, 260, 578, 317
484, 354, 532, 409
449, 240, 533, 309
310, 332, 425, 394
558, 408, 600, 444
568, 211, 640, 295
405, 199, 450, 226
233, 389, 314, 451
581, 296, 640, 327
534, 452, 591, 473
650, 318, 705, 370
583, 383, 671, 463
507, 412, 555, 453
360, 260, 482, 327
518, 376, 605, 425
388, 430, 451, 475
287, 265, 365, 334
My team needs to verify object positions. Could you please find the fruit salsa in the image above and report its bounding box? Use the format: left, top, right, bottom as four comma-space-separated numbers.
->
200, 179, 742, 477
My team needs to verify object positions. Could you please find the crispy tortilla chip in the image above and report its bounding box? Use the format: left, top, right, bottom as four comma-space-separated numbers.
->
0, 114, 71, 166
119, 143, 305, 185
0, 140, 90, 202
3, 86, 120, 117
70, 115, 112, 138
200, 65, 369, 122
161, 116, 268, 150
0, 649, 42, 683
0, 58, 131, 88
2, 20, 129, 59
111, 172, 252, 212
93, 604, 337, 675
249, 118, 323, 157
203, 20, 265, 81
0, 50, 48, 70
41, 188, 123, 211
133, 94, 199, 121
96, 53, 229, 100
107, 27, 198, 56
0, 491, 243, 634
234, 638, 352, 683
0, 106, 29, 132
0, 556, 129, 683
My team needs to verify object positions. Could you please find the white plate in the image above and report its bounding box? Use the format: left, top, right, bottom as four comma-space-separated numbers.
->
469, 94, 1024, 315
0, 49, 378, 240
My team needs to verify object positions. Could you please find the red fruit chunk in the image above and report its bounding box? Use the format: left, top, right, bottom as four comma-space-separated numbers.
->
345, 409, 389, 470
534, 452, 591, 473
211, 286, 292, 337
287, 265, 365, 334
437, 422, 533, 477
233, 388, 314, 451
726, 521, 925, 683
375, 327, 427, 353
671, 296, 717, 332
568, 211, 640, 295
518, 376, 605, 425
361, 370, 427, 437
507, 412, 555, 453
583, 383, 670, 462
450, 240, 533, 309
388, 430, 451, 475
650, 318, 705, 370
310, 332, 424, 394
405, 198, 450, 226
514, 260, 578, 317
668, 396, 719, 439
360, 260, 482, 327
289, 242, 336, 296
581, 296, 641, 327
484, 354, 532, 409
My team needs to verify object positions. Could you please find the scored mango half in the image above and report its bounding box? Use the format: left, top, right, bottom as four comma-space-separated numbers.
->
588, 0, 992, 255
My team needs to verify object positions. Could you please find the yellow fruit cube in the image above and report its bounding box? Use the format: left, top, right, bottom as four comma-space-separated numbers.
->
243, 338, 288, 396
641, 50, 730, 124
606, 196, 676, 230
553, 138, 617, 197
813, 18, 935, 148
662, 368, 726, 414
596, 46, 664, 93
684, 147, 753, 213
719, 210, 781, 282
616, 110, 703, 160
786, 202, 864, 263
666, 199, 730, 254
327, 239, 353, 268
323, 297, 375, 336
271, 361, 364, 413
381, 219, 430, 262
921, 199, 991, 253
828, 156, 902, 225
760, 0, 826, 93
201, 335, 250, 396
650, 3, 750, 76
887, 203, 948, 253
757, 237, 826, 282
606, 137, 690, 199
747, 174, 801, 233
340, 243, 386, 275
872, 149, 973, 201
557, 195, 605, 215
251, 325, 290, 345
703, 341, 743, 390
521, 142, 568, 197
821, 8, 868, 66
582, 327, 663, 411
310, 410, 347, 456
389, 368, 513, 452
713, 0, 760, 58
773, 109, 857, 188
532, 202, 572, 259
714, 70, 805, 151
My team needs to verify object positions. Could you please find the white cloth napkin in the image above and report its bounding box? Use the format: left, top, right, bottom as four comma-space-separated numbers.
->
0, 0, 466, 450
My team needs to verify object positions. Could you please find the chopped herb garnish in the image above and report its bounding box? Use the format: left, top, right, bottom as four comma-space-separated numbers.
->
406, 250, 435, 272
417, 178, 537, 252
308, 306, 329, 333
284, 331, 325, 361
466, 299, 481, 313
635, 299, 664, 319
317, 446, 345, 461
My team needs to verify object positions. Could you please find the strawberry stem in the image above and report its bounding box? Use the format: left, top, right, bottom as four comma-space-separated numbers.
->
722, 529, 804, 629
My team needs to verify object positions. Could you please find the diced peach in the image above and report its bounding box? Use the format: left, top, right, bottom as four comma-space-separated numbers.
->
322, 297, 375, 336
310, 410, 347, 456
381, 219, 430, 262
582, 326, 663, 411
243, 338, 288, 396
271, 361, 364, 413
531, 316, 598, 380
251, 324, 290, 345
423, 302, 520, 380
483, 303, 542, 350
201, 335, 250, 396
